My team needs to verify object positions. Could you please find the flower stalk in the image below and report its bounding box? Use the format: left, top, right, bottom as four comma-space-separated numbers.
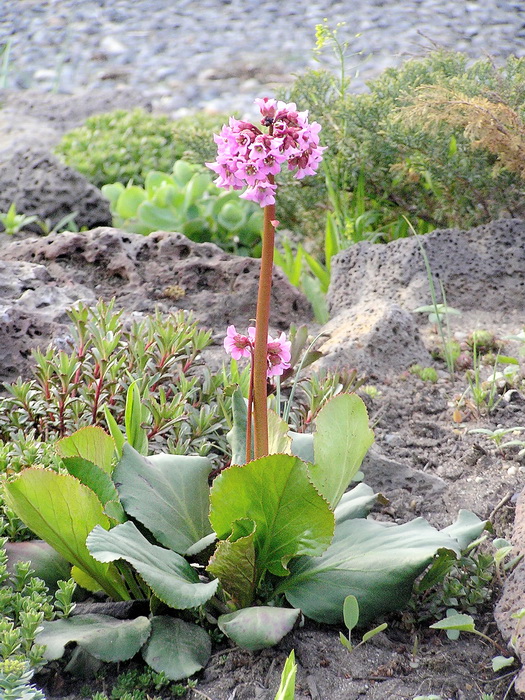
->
211, 97, 324, 460
252, 188, 276, 458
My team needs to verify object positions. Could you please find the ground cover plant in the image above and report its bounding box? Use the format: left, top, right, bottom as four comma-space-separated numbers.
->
54, 109, 229, 190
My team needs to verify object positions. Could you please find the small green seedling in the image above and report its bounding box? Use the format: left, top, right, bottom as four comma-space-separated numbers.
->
409, 364, 438, 383
469, 426, 525, 448
0, 203, 38, 235
274, 650, 297, 700
413, 303, 462, 326
430, 610, 514, 671
339, 595, 387, 652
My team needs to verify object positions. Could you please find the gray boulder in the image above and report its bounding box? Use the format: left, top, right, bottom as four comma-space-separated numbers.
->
329, 218, 525, 318
0, 147, 112, 231
0, 259, 95, 383
320, 219, 525, 376
1, 227, 312, 369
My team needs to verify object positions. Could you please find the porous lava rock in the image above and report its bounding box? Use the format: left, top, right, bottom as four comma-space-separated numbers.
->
0, 146, 112, 232
329, 218, 525, 318
0, 258, 94, 383
321, 218, 525, 376
1, 227, 312, 371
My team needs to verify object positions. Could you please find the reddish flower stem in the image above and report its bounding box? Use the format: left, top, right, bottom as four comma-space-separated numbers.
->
246, 350, 255, 463
252, 178, 275, 459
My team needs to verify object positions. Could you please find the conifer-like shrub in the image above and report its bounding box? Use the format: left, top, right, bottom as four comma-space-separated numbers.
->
284, 50, 525, 240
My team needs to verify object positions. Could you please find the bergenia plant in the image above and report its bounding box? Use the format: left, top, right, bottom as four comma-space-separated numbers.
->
207, 98, 325, 457
1, 97, 489, 685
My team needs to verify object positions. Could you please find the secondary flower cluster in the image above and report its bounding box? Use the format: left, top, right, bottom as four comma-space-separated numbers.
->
206, 97, 325, 206
224, 325, 291, 378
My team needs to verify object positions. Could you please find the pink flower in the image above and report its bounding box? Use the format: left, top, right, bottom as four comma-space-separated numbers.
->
266, 332, 292, 377
224, 325, 252, 360
224, 326, 292, 378
206, 98, 324, 207
240, 180, 277, 207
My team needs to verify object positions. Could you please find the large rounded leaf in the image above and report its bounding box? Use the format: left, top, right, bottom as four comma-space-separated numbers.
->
279, 517, 470, 625
142, 616, 211, 681
5, 540, 71, 593
56, 427, 115, 474
218, 607, 300, 651
209, 454, 334, 578
3, 469, 128, 600
36, 614, 151, 662
311, 394, 375, 508
116, 186, 147, 219
87, 521, 218, 609
113, 445, 213, 555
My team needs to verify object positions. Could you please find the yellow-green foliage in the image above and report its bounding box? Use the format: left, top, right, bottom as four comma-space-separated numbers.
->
55, 108, 230, 189
401, 85, 525, 179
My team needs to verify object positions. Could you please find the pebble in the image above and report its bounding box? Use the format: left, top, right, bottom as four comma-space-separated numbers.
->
2, 0, 525, 118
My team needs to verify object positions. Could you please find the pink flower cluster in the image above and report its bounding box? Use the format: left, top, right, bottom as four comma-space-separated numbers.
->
206, 98, 325, 207
224, 325, 291, 378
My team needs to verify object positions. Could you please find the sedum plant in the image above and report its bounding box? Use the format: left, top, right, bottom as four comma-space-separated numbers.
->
0, 299, 228, 463
55, 109, 229, 190
101, 160, 263, 256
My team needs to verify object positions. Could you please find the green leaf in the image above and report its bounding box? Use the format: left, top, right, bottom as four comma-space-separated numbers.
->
113, 444, 213, 555
124, 381, 149, 455
101, 182, 125, 208
361, 622, 388, 643
55, 427, 115, 474
289, 431, 314, 463
87, 521, 218, 609
3, 469, 128, 600
311, 394, 375, 508
343, 595, 359, 633
5, 540, 71, 593
440, 510, 488, 551
300, 274, 329, 325
209, 454, 334, 578
274, 650, 297, 700
172, 160, 195, 186
103, 406, 125, 460
334, 483, 378, 524
207, 521, 257, 609
36, 614, 151, 662
268, 410, 292, 455
227, 387, 248, 466
137, 201, 180, 231
145, 171, 175, 191
116, 186, 147, 219
184, 173, 212, 208
492, 655, 515, 672
217, 201, 244, 231
218, 607, 300, 651
142, 616, 211, 681
279, 517, 463, 625
62, 457, 125, 523
430, 613, 476, 633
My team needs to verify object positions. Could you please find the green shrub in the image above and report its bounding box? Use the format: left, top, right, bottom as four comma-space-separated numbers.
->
283, 50, 525, 244
55, 109, 230, 189
102, 160, 263, 256
0, 300, 230, 467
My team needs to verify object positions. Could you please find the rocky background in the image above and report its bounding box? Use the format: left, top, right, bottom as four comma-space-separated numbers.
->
2, 0, 525, 117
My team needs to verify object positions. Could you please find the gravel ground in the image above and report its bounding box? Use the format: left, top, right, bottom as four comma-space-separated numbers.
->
2, 0, 525, 116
